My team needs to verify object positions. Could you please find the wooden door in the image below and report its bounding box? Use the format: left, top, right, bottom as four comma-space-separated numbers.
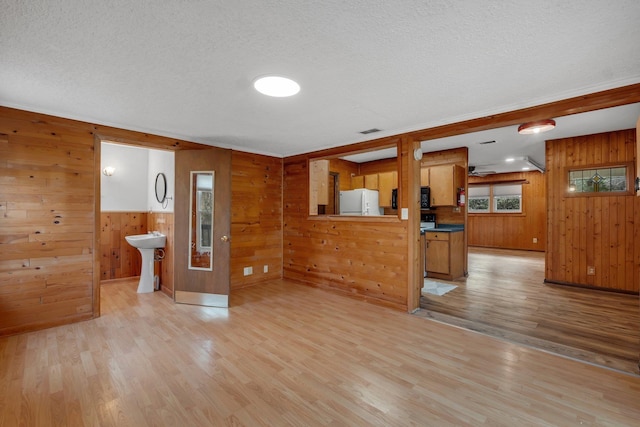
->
174, 148, 231, 307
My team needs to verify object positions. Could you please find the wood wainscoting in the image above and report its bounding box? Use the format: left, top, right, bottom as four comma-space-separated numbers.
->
99, 212, 147, 281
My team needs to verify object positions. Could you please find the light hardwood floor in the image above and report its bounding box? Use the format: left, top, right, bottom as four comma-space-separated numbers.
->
419, 247, 640, 375
2, 278, 640, 426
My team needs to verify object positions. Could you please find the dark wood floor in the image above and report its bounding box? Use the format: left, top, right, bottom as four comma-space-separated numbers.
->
419, 247, 640, 375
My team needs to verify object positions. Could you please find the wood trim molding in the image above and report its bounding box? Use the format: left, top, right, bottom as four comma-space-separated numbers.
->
93, 135, 101, 318
410, 83, 640, 142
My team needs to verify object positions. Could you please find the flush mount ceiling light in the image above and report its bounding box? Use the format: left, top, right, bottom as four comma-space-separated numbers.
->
253, 75, 300, 97
517, 119, 556, 135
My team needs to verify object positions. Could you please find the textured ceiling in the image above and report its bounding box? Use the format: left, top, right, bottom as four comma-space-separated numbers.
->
2, 0, 640, 166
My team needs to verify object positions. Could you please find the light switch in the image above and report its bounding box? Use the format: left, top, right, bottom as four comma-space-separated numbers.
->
401, 208, 409, 220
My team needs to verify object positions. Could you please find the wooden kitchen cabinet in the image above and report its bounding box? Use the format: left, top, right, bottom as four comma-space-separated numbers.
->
351, 175, 364, 189
425, 230, 464, 280
364, 174, 378, 190
420, 168, 430, 186
377, 171, 397, 207
428, 164, 465, 206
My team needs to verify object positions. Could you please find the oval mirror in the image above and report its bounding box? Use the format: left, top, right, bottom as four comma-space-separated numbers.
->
155, 172, 167, 203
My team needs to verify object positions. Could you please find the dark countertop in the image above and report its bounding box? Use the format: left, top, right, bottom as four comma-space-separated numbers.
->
420, 224, 464, 234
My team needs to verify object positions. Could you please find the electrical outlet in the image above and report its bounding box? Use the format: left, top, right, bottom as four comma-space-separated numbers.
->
533, 237, 538, 243
587, 266, 595, 275
243, 266, 253, 276
263, 265, 268, 273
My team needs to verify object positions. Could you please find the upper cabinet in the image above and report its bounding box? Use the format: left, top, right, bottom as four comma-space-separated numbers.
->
364, 174, 378, 190
351, 175, 364, 189
427, 164, 465, 206
351, 171, 397, 207
308, 144, 399, 217
420, 168, 430, 186
378, 171, 398, 207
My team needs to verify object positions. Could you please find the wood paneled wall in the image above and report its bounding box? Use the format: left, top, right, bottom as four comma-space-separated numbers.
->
283, 142, 411, 311
0, 130, 94, 335
0, 106, 280, 336
546, 129, 639, 293
99, 212, 147, 281
468, 171, 546, 251
358, 157, 397, 175
230, 151, 283, 289
328, 159, 359, 191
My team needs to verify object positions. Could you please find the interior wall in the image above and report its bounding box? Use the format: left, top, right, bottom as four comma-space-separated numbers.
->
148, 149, 175, 213
283, 140, 411, 311
0, 119, 96, 335
101, 143, 149, 212
0, 106, 282, 336
328, 159, 359, 191
468, 171, 546, 251
546, 128, 639, 293
230, 151, 283, 289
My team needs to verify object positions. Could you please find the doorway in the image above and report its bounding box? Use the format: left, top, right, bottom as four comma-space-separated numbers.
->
98, 141, 176, 295
94, 140, 231, 315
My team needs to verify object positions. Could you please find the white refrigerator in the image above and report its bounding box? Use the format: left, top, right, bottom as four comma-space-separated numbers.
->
339, 189, 381, 215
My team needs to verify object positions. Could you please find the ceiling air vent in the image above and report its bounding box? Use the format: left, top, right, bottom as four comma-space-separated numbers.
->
478, 140, 496, 145
359, 128, 381, 135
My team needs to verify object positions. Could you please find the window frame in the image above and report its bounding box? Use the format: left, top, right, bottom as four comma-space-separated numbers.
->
565, 162, 634, 197
468, 182, 524, 214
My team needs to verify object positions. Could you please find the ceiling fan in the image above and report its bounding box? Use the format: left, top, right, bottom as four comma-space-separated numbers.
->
468, 165, 497, 176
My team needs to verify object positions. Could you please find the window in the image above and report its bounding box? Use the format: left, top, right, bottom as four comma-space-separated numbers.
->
493, 184, 522, 213
468, 186, 490, 212
568, 165, 629, 194
469, 183, 523, 214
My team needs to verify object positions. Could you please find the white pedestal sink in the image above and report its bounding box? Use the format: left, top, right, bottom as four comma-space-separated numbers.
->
125, 232, 167, 293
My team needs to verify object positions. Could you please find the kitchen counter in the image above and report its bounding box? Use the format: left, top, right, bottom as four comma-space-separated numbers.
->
420, 224, 464, 234
422, 224, 465, 280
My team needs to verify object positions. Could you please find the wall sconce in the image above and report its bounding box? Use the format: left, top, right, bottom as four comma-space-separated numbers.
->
102, 166, 115, 176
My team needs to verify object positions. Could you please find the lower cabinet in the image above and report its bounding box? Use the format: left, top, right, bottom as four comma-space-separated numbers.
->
425, 230, 464, 280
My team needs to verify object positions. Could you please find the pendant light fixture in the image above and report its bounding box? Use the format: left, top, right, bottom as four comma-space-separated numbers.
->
517, 119, 556, 135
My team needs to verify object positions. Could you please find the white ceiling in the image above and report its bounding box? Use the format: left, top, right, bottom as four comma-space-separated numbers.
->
2, 1, 640, 167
